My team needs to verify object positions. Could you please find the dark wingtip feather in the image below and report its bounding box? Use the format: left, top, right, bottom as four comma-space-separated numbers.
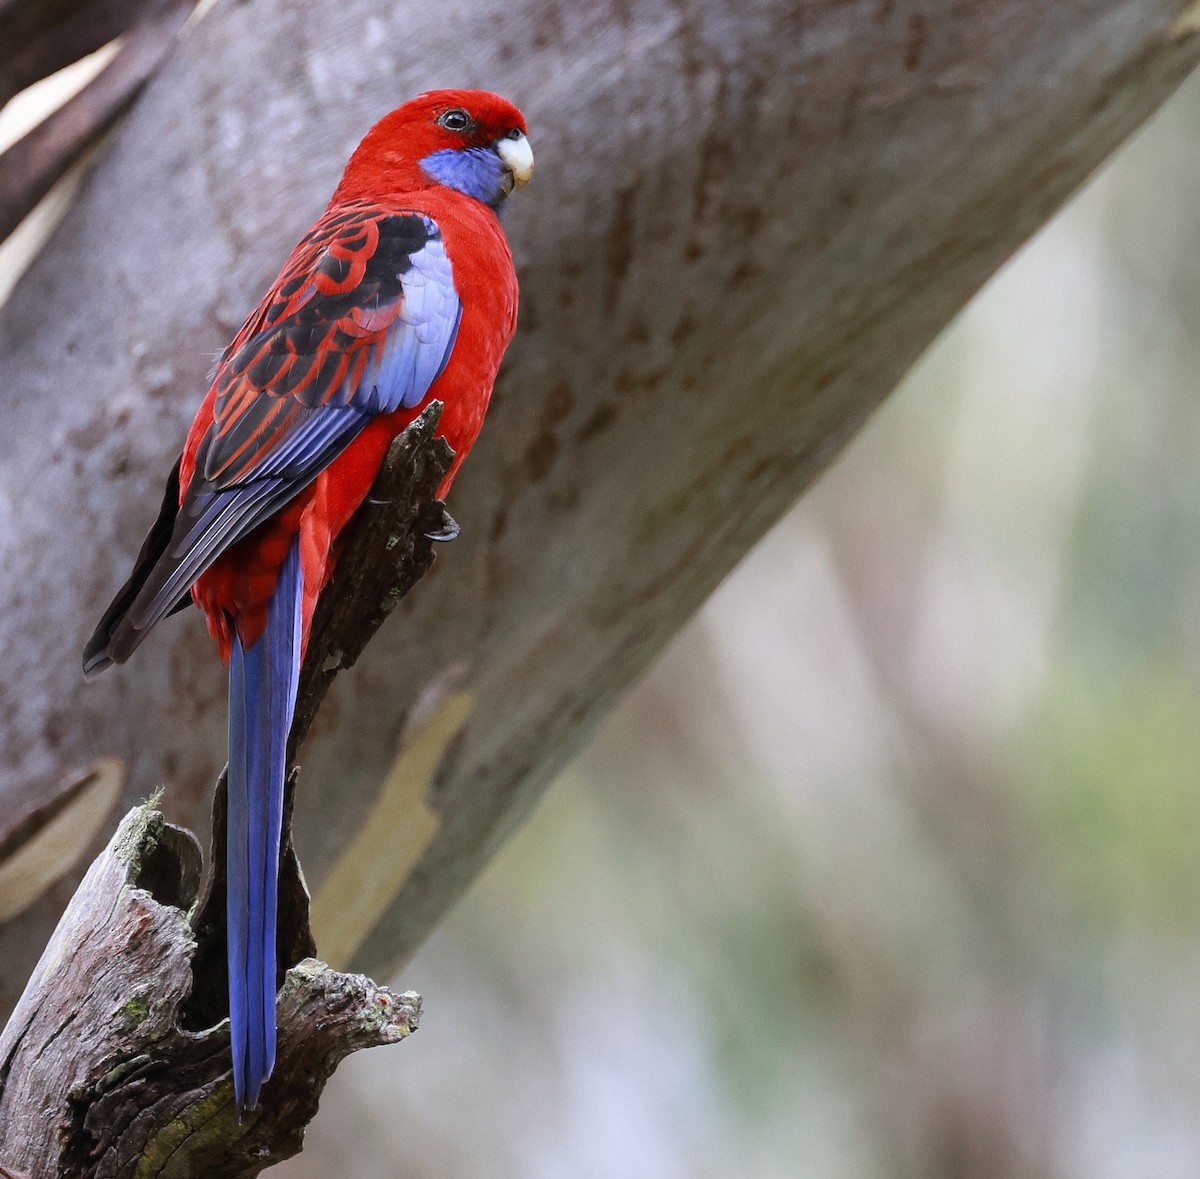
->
82, 644, 113, 679
81, 455, 184, 678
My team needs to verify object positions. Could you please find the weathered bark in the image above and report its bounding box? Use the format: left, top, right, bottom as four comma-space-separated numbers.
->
0, 0, 1197, 1023
0, 800, 420, 1176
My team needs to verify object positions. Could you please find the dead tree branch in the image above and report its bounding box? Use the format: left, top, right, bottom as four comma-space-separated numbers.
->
0, 406, 449, 1171
0, 799, 419, 1177
292, 401, 455, 754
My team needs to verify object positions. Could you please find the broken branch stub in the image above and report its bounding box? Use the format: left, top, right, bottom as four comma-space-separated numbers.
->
0, 801, 420, 1177
291, 399, 455, 756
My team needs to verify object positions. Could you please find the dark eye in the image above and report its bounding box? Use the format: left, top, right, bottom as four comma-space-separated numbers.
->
505, 127, 523, 140
439, 108, 471, 132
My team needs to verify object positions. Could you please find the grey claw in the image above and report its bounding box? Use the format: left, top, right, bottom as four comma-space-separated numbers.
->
425, 507, 460, 543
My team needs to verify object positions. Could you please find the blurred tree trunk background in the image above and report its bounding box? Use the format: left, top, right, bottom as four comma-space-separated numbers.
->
2, 1, 1200, 1173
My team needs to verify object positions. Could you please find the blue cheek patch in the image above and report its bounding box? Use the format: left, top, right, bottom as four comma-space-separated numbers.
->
420, 147, 509, 207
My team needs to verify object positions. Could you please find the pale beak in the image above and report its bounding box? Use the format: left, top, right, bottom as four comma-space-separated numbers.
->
495, 132, 534, 191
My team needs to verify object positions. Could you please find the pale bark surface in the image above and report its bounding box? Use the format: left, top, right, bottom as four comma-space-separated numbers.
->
0, 0, 1197, 1018
0, 801, 420, 1176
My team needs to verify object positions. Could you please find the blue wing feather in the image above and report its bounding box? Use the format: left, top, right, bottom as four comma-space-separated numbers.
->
102, 206, 460, 660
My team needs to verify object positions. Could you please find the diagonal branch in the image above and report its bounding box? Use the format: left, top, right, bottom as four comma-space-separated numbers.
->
0, 0, 157, 109
0, 0, 191, 245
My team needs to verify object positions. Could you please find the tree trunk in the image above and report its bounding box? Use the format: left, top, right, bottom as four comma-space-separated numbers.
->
0, 0, 1196, 1017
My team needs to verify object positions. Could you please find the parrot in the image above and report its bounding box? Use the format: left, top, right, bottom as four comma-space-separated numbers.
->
82, 89, 532, 1113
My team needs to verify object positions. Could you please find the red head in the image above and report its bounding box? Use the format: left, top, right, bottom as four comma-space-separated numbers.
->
335, 89, 532, 208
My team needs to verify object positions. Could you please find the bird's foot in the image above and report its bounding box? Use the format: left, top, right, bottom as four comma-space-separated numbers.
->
425, 506, 460, 543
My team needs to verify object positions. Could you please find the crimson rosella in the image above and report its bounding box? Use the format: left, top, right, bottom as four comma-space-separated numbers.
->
84, 89, 532, 1112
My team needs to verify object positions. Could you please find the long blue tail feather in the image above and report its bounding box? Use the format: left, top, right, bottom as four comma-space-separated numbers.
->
227, 536, 303, 1113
